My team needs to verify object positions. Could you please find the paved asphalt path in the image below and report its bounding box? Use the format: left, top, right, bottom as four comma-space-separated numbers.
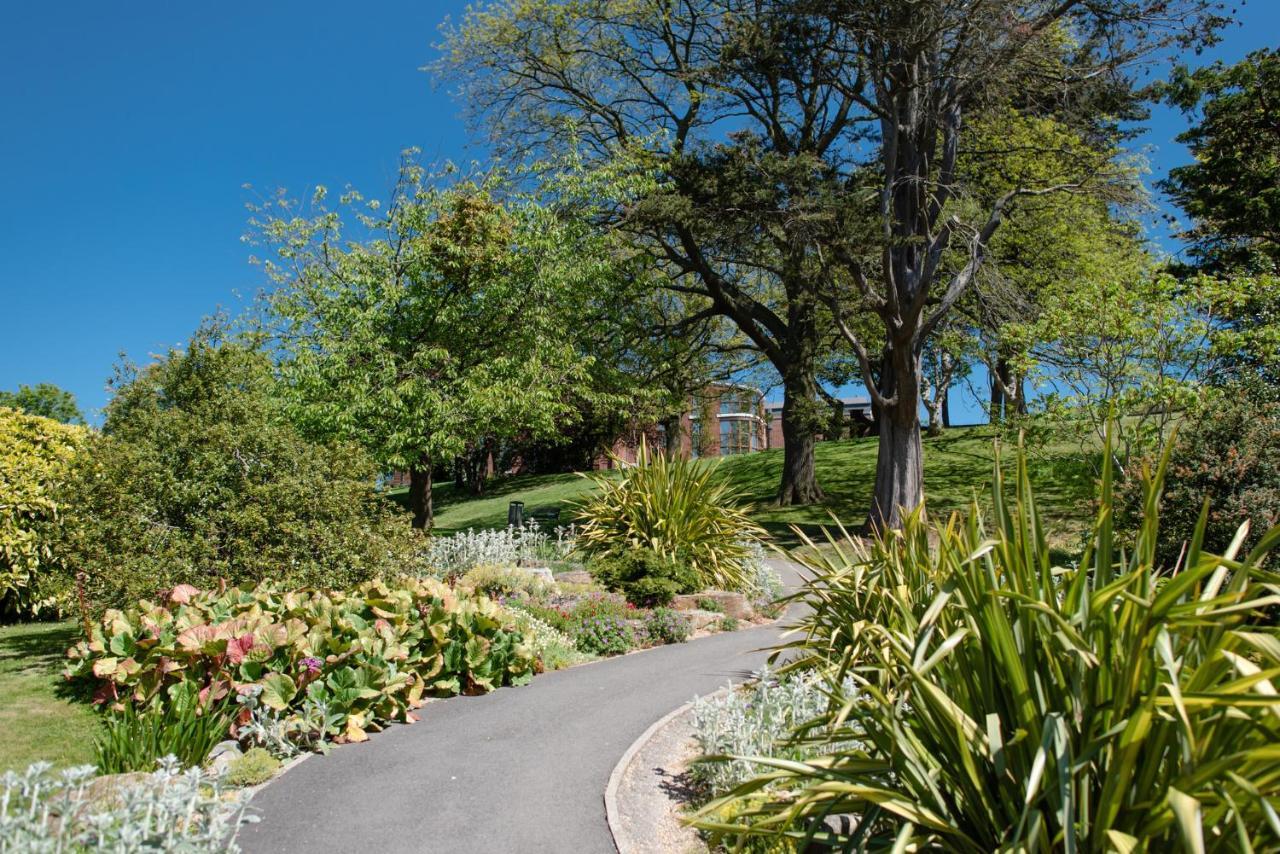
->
237, 561, 804, 854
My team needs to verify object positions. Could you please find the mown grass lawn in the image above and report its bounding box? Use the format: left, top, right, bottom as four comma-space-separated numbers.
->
425, 426, 1097, 549
0, 620, 99, 773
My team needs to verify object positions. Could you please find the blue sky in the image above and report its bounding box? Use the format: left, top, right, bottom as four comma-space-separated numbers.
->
1, 2, 1276, 425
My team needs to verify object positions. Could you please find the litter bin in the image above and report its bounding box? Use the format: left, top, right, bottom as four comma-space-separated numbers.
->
507, 501, 525, 528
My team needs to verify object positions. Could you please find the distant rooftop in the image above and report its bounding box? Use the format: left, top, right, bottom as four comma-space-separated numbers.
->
764, 396, 871, 411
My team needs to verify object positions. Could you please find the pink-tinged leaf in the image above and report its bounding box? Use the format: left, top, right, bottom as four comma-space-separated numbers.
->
226, 633, 256, 664
92, 682, 119, 705
168, 584, 201, 605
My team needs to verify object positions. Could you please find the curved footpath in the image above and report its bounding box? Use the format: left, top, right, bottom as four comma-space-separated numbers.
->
237, 561, 804, 854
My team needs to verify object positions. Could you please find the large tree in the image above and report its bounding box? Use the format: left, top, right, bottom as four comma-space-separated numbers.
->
252, 156, 620, 527
806, 1, 1224, 527
1161, 48, 1280, 389
436, 2, 861, 504
0, 383, 84, 425
1161, 47, 1280, 273
438, 0, 1223, 524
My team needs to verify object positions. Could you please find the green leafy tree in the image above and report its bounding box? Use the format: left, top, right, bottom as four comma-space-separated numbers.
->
56, 329, 416, 611
1161, 48, 1280, 273
0, 383, 84, 425
1161, 50, 1280, 390
437, 0, 1225, 525
0, 407, 85, 619
252, 155, 624, 527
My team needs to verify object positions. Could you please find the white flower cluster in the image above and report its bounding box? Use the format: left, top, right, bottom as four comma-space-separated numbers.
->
689, 667, 857, 796
0, 758, 248, 852
421, 522, 575, 576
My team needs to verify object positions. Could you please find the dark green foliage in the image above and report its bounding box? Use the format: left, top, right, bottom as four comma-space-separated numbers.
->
1161, 48, 1280, 272
94, 686, 234, 774
643, 607, 690, 645
0, 384, 83, 425
590, 551, 699, 607
55, 329, 420, 611
1121, 391, 1280, 567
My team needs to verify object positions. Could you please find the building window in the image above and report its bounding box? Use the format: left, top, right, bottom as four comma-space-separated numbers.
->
719, 393, 755, 414
719, 419, 753, 455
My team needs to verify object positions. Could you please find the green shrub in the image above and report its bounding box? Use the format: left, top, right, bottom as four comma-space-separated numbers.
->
565, 591, 632, 624
67, 576, 537, 752
0, 407, 85, 619
53, 332, 422, 612
717, 616, 738, 632
1120, 389, 1280, 567
93, 684, 234, 774
574, 440, 765, 591
643, 607, 691, 645
571, 613, 634, 656
225, 747, 281, 787
696, 439, 1280, 851
695, 596, 723, 613
590, 551, 699, 606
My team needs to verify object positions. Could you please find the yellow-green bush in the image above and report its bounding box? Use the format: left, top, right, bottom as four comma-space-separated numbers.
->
0, 407, 84, 618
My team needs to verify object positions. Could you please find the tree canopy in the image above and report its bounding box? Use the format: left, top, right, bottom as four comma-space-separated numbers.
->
0, 383, 84, 425
251, 155, 638, 526
438, 0, 1226, 526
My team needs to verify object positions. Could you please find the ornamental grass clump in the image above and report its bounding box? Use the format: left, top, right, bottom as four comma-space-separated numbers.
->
695, 435, 1280, 852
575, 439, 765, 592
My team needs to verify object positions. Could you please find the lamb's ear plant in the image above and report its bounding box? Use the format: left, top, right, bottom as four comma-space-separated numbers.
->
693, 430, 1280, 852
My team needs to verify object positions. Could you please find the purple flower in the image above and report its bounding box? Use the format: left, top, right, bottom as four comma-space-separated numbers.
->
301, 656, 323, 673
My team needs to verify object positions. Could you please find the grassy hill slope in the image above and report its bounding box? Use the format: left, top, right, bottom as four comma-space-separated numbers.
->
422, 426, 1096, 547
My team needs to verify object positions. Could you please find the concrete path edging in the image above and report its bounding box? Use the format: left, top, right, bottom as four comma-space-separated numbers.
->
604, 685, 731, 854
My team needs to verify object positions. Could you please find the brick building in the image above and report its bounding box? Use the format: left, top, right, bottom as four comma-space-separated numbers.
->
596, 383, 768, 468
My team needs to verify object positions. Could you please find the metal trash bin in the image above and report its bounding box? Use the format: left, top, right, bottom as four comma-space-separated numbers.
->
507, 501, 525, 528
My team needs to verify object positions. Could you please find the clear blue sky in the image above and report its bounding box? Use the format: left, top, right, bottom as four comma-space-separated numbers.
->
1, 2, 1276, 425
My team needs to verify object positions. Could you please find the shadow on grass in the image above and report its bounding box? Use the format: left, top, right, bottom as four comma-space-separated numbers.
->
0, 621, 94, 703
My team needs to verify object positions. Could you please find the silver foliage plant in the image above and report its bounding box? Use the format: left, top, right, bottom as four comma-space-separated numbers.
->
420, 523, 576, 577
0, 758, 249, 852
689, 667, 856, 797
740, 540, 784, 610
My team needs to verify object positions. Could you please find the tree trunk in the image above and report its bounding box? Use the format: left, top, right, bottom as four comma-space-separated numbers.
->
408, 463, 433, 530
924, 396, 944, 437
869, 348, 924, 530
941, 384, 951, 427
662, 414, 683, 457
990, 357, 1007, 424
777, 373, 825, 505
1015, 375, 1028, 416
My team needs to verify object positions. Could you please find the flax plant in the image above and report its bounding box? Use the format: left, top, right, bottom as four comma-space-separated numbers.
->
574, 440, 765, 591
694, 433, 1280, 852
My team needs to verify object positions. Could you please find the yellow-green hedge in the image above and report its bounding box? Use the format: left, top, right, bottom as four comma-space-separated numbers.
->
0, 406, 85, 618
